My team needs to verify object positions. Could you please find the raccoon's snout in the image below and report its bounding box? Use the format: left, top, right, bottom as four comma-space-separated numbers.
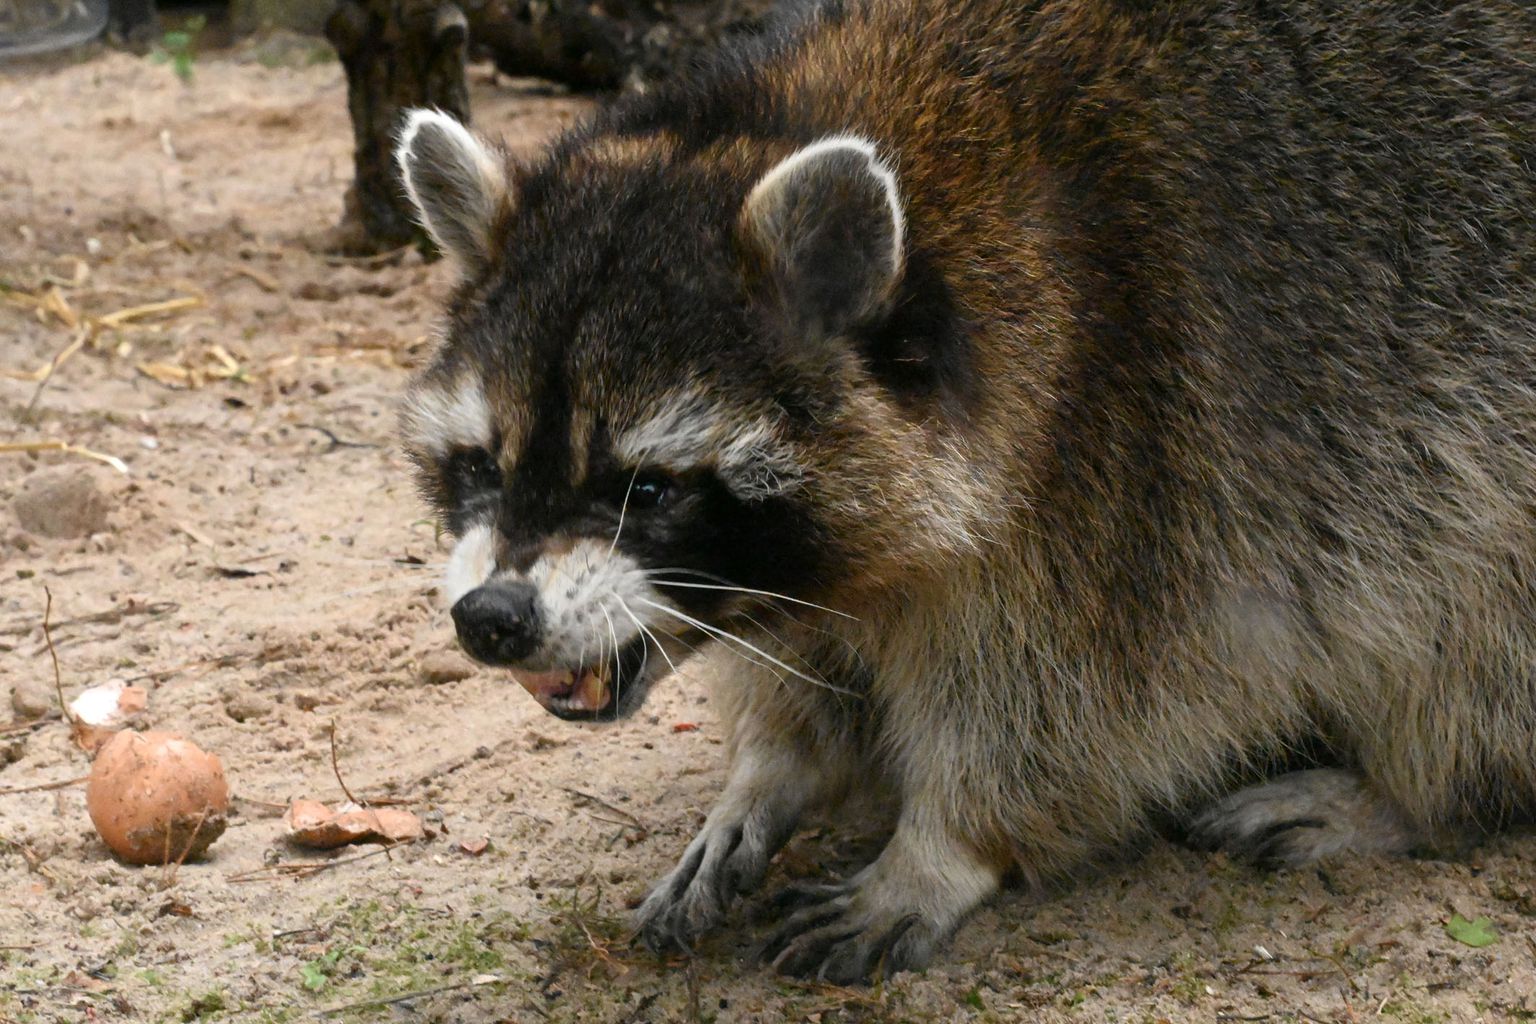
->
451, 583, 541, 666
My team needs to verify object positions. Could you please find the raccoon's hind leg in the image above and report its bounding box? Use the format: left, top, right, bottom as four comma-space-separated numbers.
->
1188, 768, 1420, 867
635, 658, 858, 953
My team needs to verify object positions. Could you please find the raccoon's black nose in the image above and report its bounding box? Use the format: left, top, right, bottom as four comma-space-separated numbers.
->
451, 583, 541, 666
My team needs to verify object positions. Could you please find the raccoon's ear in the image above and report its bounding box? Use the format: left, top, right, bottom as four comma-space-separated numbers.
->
396, 109, 511, 273
738, 136, 905, 340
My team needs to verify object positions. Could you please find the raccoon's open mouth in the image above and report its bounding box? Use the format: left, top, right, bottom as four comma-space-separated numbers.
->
509, 637, 650, 722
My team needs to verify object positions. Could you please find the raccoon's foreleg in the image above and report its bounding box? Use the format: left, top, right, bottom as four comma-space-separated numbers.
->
760, 801, 1003, 983
635, 658, 857, 952
635, 744, 818, 950
1188, 768, 1421, 867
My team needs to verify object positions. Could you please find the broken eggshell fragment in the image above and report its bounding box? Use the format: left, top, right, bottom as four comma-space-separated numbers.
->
284, 799, 425, 849
69, 678, 148, 753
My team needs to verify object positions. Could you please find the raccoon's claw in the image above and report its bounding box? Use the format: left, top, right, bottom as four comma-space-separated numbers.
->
760, 890, 936, 984
635, 834, 729, 953
1189, 769, 1418, 868
760, 821, 1000, 982
755, 878, 856, 921
635, 816, 782, 953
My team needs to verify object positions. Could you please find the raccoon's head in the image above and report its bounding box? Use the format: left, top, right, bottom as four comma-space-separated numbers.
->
395, 110, 992, 721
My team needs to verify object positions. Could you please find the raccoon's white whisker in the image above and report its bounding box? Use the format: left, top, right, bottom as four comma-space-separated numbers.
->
617, 596, 680, 678
733, 611, 843, 702
649, 565, 865, 664
643, 573, 858, 621
641, 606, 793, 693
725, 647, 793, 694
608, 464, 643, 559
600, 603, 621, 707
636, 598, 859, 698
599, 603, 616, 665
737, 611, 836, 680
735, 610, 862, 706
633, 640, 648, 701
642, 605, 705, 661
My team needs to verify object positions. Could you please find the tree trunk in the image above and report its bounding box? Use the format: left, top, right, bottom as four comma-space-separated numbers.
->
108, 0, 157, 44
324, 0, 471, 253
323, 0, 774, 253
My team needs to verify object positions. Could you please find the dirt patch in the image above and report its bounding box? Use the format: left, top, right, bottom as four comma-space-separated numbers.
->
3, 46, 1534, 1024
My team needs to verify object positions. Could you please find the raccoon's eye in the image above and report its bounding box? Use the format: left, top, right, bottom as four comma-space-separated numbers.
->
621, 470, 675, 512
445, 446, 501, 500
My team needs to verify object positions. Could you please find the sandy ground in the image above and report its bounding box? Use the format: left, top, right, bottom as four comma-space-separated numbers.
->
1, 43, 1534, 1024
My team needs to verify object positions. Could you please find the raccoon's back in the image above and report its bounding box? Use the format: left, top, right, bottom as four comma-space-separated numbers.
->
619, 0, 1536, 377
754, 1, 1536, 662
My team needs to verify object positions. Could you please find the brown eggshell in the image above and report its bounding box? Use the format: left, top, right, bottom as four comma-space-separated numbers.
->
68, 680, 150, 754
285, 799, 425, 849
284, 798, 337, 836
86, 730, 230, 865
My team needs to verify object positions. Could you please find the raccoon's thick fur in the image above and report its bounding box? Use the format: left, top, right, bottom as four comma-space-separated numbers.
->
396, 0, 1536, 981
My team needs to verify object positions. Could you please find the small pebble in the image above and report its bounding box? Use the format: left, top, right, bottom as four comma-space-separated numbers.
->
295, 281, 341, 302
70, 897, 105, 921
10, 678, 55, 719
12, 468, 110, 539
223, 691, 273, 723
417, 651, 474, 685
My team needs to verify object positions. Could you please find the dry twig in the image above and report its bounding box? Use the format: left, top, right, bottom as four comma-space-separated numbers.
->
224, 263, 281, 293
0, 775, 89, 797
298, 423, 377, 452
327, 721, 363, 807
118, 654, 239, 687
0, 717, 57, 737
322, 245, 410, 267
3, 287, 202, 393
227, 844, 401, 883
315, 975, 506, 1016
11, 842, 60, 884
0, 600, 176, 638
559, 787, 648, 835
41, 589, 74, 732
233, 795, 291, 815
160, 807, 211, 887
95, 295, 202, 329
0, 440, 128, 475
22, 328, 88, 420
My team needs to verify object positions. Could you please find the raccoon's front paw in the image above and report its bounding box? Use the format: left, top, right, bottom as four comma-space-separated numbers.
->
634, 816, 781, 952
1189, 769, 1418, 868
757, 823, 1001, 982
758, 877, 940, 984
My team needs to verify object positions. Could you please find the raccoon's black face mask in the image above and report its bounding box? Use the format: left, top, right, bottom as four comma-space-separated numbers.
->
394, 112, 925, 721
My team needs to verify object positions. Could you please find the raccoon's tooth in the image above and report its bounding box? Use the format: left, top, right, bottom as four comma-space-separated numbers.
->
513, 668, 577, 704
576, 670, 607, 710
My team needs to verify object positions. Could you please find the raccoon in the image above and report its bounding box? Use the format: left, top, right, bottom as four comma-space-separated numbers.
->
394, 0, 1536, 982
